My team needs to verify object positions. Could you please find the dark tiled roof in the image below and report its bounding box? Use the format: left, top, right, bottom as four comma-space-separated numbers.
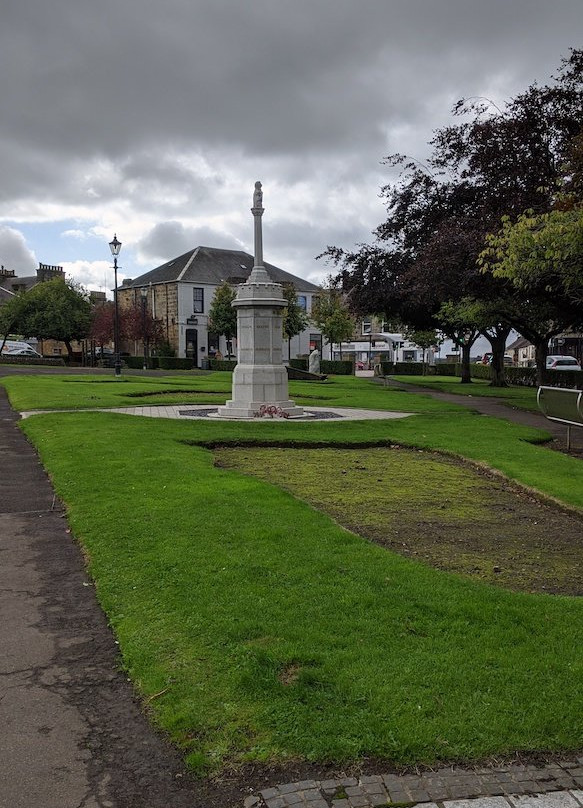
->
125, 247, 321, 292
506, 336, 531, 350
0, 286, 16, 303
0, 275, 37, 293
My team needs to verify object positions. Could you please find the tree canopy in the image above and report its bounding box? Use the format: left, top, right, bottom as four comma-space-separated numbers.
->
1, 277, 92, 358
311, 285, 354, 359
282, 283, 309, 360
209, 282, 237, 357
323, 48, 583, 383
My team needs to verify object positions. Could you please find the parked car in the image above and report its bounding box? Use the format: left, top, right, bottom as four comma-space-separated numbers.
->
479, 353, 513, 366
545, 355, 581, 371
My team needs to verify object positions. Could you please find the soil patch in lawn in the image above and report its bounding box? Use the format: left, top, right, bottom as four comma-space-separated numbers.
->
214, 446, 583, 596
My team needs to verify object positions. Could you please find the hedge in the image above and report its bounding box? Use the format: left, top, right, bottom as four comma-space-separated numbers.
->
470, 364, 492, 380
157, 357, 195, 370
289, 358, 308, 371
0, 355, 65, 366
321, 359, 353, 375
209, 359, 237, 371
434, 363, 457, 376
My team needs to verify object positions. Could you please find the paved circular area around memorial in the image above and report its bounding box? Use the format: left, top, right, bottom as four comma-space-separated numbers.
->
20, 404, 414, 421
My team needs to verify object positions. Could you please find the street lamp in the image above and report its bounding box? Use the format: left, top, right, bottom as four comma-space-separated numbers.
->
140, 286, 148, 371
109, 234, 122, 377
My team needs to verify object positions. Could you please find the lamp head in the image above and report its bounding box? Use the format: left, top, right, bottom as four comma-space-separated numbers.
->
109, 234, 122, 257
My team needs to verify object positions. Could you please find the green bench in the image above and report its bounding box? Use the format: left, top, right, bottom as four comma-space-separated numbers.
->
537, 386, 583, 450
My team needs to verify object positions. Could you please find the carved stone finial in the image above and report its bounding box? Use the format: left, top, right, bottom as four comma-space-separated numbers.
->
253, 180, 263, 209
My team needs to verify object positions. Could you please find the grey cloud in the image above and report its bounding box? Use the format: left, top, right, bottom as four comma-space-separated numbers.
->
1, 0, 582, 284
137, 221, 243, 265
0, 227, 37, 275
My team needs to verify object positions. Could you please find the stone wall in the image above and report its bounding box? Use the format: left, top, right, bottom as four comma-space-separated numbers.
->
118, 283, 179, 353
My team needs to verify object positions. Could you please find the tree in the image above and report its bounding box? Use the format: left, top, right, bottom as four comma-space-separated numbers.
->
4, 278, 92, 359
89, 300, 116, 348
123, 302, 166, 351
479, 208, 583, 382
404, 328, 440, 376
325, 49, 583, 385
311, 285, 354, 360
208, 282, 237, 358
481, 208, 583, 306
282, 284, 309, 360
0, 293, 28, 352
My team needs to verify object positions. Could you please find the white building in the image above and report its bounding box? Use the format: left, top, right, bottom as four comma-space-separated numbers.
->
118, 246, 326, 366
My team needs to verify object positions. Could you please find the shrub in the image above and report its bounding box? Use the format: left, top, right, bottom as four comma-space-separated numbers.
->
505, 367, 537, 386
435, 363, 457, 376
158, 357, 195, 370
394, 362, 424, 375
209, 359, 237, 371
470, 364, 492, 380
289, 358, 308, 371
0, 355, 65, 366
321, 359, 353, 375
124, 356, 145, 369
541, 369, 583, 389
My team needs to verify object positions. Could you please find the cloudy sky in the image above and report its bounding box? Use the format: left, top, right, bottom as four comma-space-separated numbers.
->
2, 0, 582, 297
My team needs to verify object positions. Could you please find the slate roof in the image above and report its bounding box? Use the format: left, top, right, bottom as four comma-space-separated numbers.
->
0, 275, 37, 294
123, 246, 321, 292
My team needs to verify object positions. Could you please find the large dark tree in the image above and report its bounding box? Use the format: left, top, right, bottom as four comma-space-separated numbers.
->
324, 49, 583, 385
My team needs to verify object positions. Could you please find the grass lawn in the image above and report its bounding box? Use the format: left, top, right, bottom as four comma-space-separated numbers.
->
391, 375, 539, 412
2, 372, 469, 414
7, 373, 583, 774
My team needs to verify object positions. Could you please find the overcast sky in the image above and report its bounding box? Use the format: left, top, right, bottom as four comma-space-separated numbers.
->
1, 0, 582, 297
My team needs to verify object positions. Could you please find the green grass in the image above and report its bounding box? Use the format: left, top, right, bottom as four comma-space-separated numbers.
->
392, 375, 539, 412
15, 370, 583, 774
2, 372, 466, 414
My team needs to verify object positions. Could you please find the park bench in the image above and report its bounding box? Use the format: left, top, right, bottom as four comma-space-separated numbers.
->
537, 385, 583, 450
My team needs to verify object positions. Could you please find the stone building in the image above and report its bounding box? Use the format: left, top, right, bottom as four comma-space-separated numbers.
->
117, 246, 325, 367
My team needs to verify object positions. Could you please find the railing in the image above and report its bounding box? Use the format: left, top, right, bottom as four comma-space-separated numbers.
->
537, 386, 583, 450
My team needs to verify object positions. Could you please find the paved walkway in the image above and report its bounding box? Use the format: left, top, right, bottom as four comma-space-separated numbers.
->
1, 375, 582, 806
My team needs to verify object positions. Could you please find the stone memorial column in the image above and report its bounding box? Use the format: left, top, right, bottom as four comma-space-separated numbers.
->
216, 182, 304, 419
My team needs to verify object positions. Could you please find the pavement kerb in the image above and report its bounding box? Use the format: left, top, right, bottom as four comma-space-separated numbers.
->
245, 764, 583, 808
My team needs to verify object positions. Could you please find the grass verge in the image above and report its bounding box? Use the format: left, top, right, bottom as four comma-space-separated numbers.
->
390, 375, 538, 412
20, 405, 583, 775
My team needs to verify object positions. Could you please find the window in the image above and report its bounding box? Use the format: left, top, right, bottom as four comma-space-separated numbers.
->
309, 333, 322, 353
362, 318, 372, 335
193, 287, 204, 313
297, 295, 307, 311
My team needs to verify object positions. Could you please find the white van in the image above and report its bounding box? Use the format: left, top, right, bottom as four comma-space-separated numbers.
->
0, 340, 41, 357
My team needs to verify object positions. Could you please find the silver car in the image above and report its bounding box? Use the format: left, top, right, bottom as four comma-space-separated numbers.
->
545, 355, 581, 371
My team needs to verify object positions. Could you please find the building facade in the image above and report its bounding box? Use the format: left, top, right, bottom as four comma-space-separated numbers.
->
117, 246, 325, 366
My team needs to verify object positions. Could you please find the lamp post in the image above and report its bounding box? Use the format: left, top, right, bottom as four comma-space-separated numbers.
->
109, 234, 122, 377
140, 286, 148, 371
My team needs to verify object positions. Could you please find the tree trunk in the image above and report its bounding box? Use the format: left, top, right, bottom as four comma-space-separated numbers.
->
483, 326, 511, 387
489, 335, 508, 387
64, 340, 74, 362
534, 339, 549, 387
460, 343, 472, 383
